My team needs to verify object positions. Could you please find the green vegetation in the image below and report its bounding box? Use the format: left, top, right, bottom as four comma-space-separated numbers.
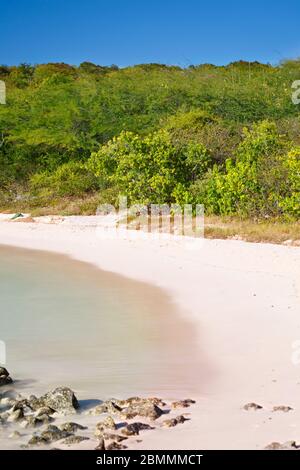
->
0, 60, 300, 224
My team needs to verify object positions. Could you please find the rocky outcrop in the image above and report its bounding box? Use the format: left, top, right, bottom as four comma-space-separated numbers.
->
34, 387, 79, 414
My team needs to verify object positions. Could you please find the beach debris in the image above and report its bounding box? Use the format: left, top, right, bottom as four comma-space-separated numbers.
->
95, 416, 116, 437
272, 405, 293, 413
0, 368, 13, 386
243, 402, 263, 411
265, 441, 300, 450
171, 399, 196, 409
162, 415, 189, 428
30, 387, 79, 414
121, 422, 154, 436
10, 213, 24, 220
59, 422, 88, 433
61, 435, 89, 446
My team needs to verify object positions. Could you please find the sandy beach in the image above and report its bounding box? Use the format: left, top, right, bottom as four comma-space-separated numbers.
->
1, 214, 300, 450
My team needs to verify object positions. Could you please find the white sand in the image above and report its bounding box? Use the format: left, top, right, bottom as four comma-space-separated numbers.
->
1, 214, 300, 450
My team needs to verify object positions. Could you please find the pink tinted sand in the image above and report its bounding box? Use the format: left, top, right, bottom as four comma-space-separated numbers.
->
1, 215, 300, 449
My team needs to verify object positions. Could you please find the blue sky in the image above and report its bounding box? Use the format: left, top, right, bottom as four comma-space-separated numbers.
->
0, 0, 299, 67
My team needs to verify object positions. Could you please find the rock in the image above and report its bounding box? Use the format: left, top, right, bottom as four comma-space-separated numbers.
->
174, 414, 189, 424
272, 405, 293, 413
40, 424, 72, 443
243, 402, 263, 411
121, 402, 164, 421
171, 399, 196, 409
162, 418, 178, 428
28, 435, 49, 447
95, 438, 105, 450
121, 422, 154, 436
35, 406, 55, 417
0, 396, 15, 407
265, 441, 299, 450
0, 368, 13, 386
95, 416, 116, 437
114, 397, 166, 407
0, 368, 10, 378
37, 387, 79, 414
88, 397, 166, 417
62, 435, 89, 445
59, 422, 88, 433
106, 441, 127, 450
162, 415, 189, 428
87, 404, 108, 416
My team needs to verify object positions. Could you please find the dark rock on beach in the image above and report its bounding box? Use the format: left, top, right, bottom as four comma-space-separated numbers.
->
243, 402, 263, 411
162, 415, 189, 428
265, 441, 300, 450
0, 368, 13, 386
121, 422, 154, 436
272, 405, 293, 413
171, 399, 196, 409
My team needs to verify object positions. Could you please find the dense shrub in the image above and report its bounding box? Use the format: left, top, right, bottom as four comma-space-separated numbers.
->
87, 130, 211, 205
30, 161, 100, 198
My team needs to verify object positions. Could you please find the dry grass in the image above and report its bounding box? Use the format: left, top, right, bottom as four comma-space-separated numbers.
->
204, 216, 300, 245
1, 200, 300, 245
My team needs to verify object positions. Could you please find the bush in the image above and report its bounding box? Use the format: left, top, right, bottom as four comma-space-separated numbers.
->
87, 130, 211, 205
195, 121, 293, 217
30, 161, 100, 198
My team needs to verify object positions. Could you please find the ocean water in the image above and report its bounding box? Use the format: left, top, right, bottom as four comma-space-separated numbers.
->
0, 245, 202, 402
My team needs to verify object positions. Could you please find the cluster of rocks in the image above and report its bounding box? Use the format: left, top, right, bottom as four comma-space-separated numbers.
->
0, 368, 195, 450
243, 402, 294, 413
243, 402, 299, 451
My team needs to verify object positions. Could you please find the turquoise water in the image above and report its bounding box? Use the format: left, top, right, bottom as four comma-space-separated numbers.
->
0, 245, 201, 400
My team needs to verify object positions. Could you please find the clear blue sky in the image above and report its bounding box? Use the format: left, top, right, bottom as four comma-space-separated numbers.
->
0, 0, 300, 67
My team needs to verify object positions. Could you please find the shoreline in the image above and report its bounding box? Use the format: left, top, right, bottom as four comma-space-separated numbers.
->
1, 215, 300, 449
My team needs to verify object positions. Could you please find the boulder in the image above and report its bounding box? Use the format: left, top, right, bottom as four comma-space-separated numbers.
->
37, 387, 79, 414
0, 368, 13, 386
